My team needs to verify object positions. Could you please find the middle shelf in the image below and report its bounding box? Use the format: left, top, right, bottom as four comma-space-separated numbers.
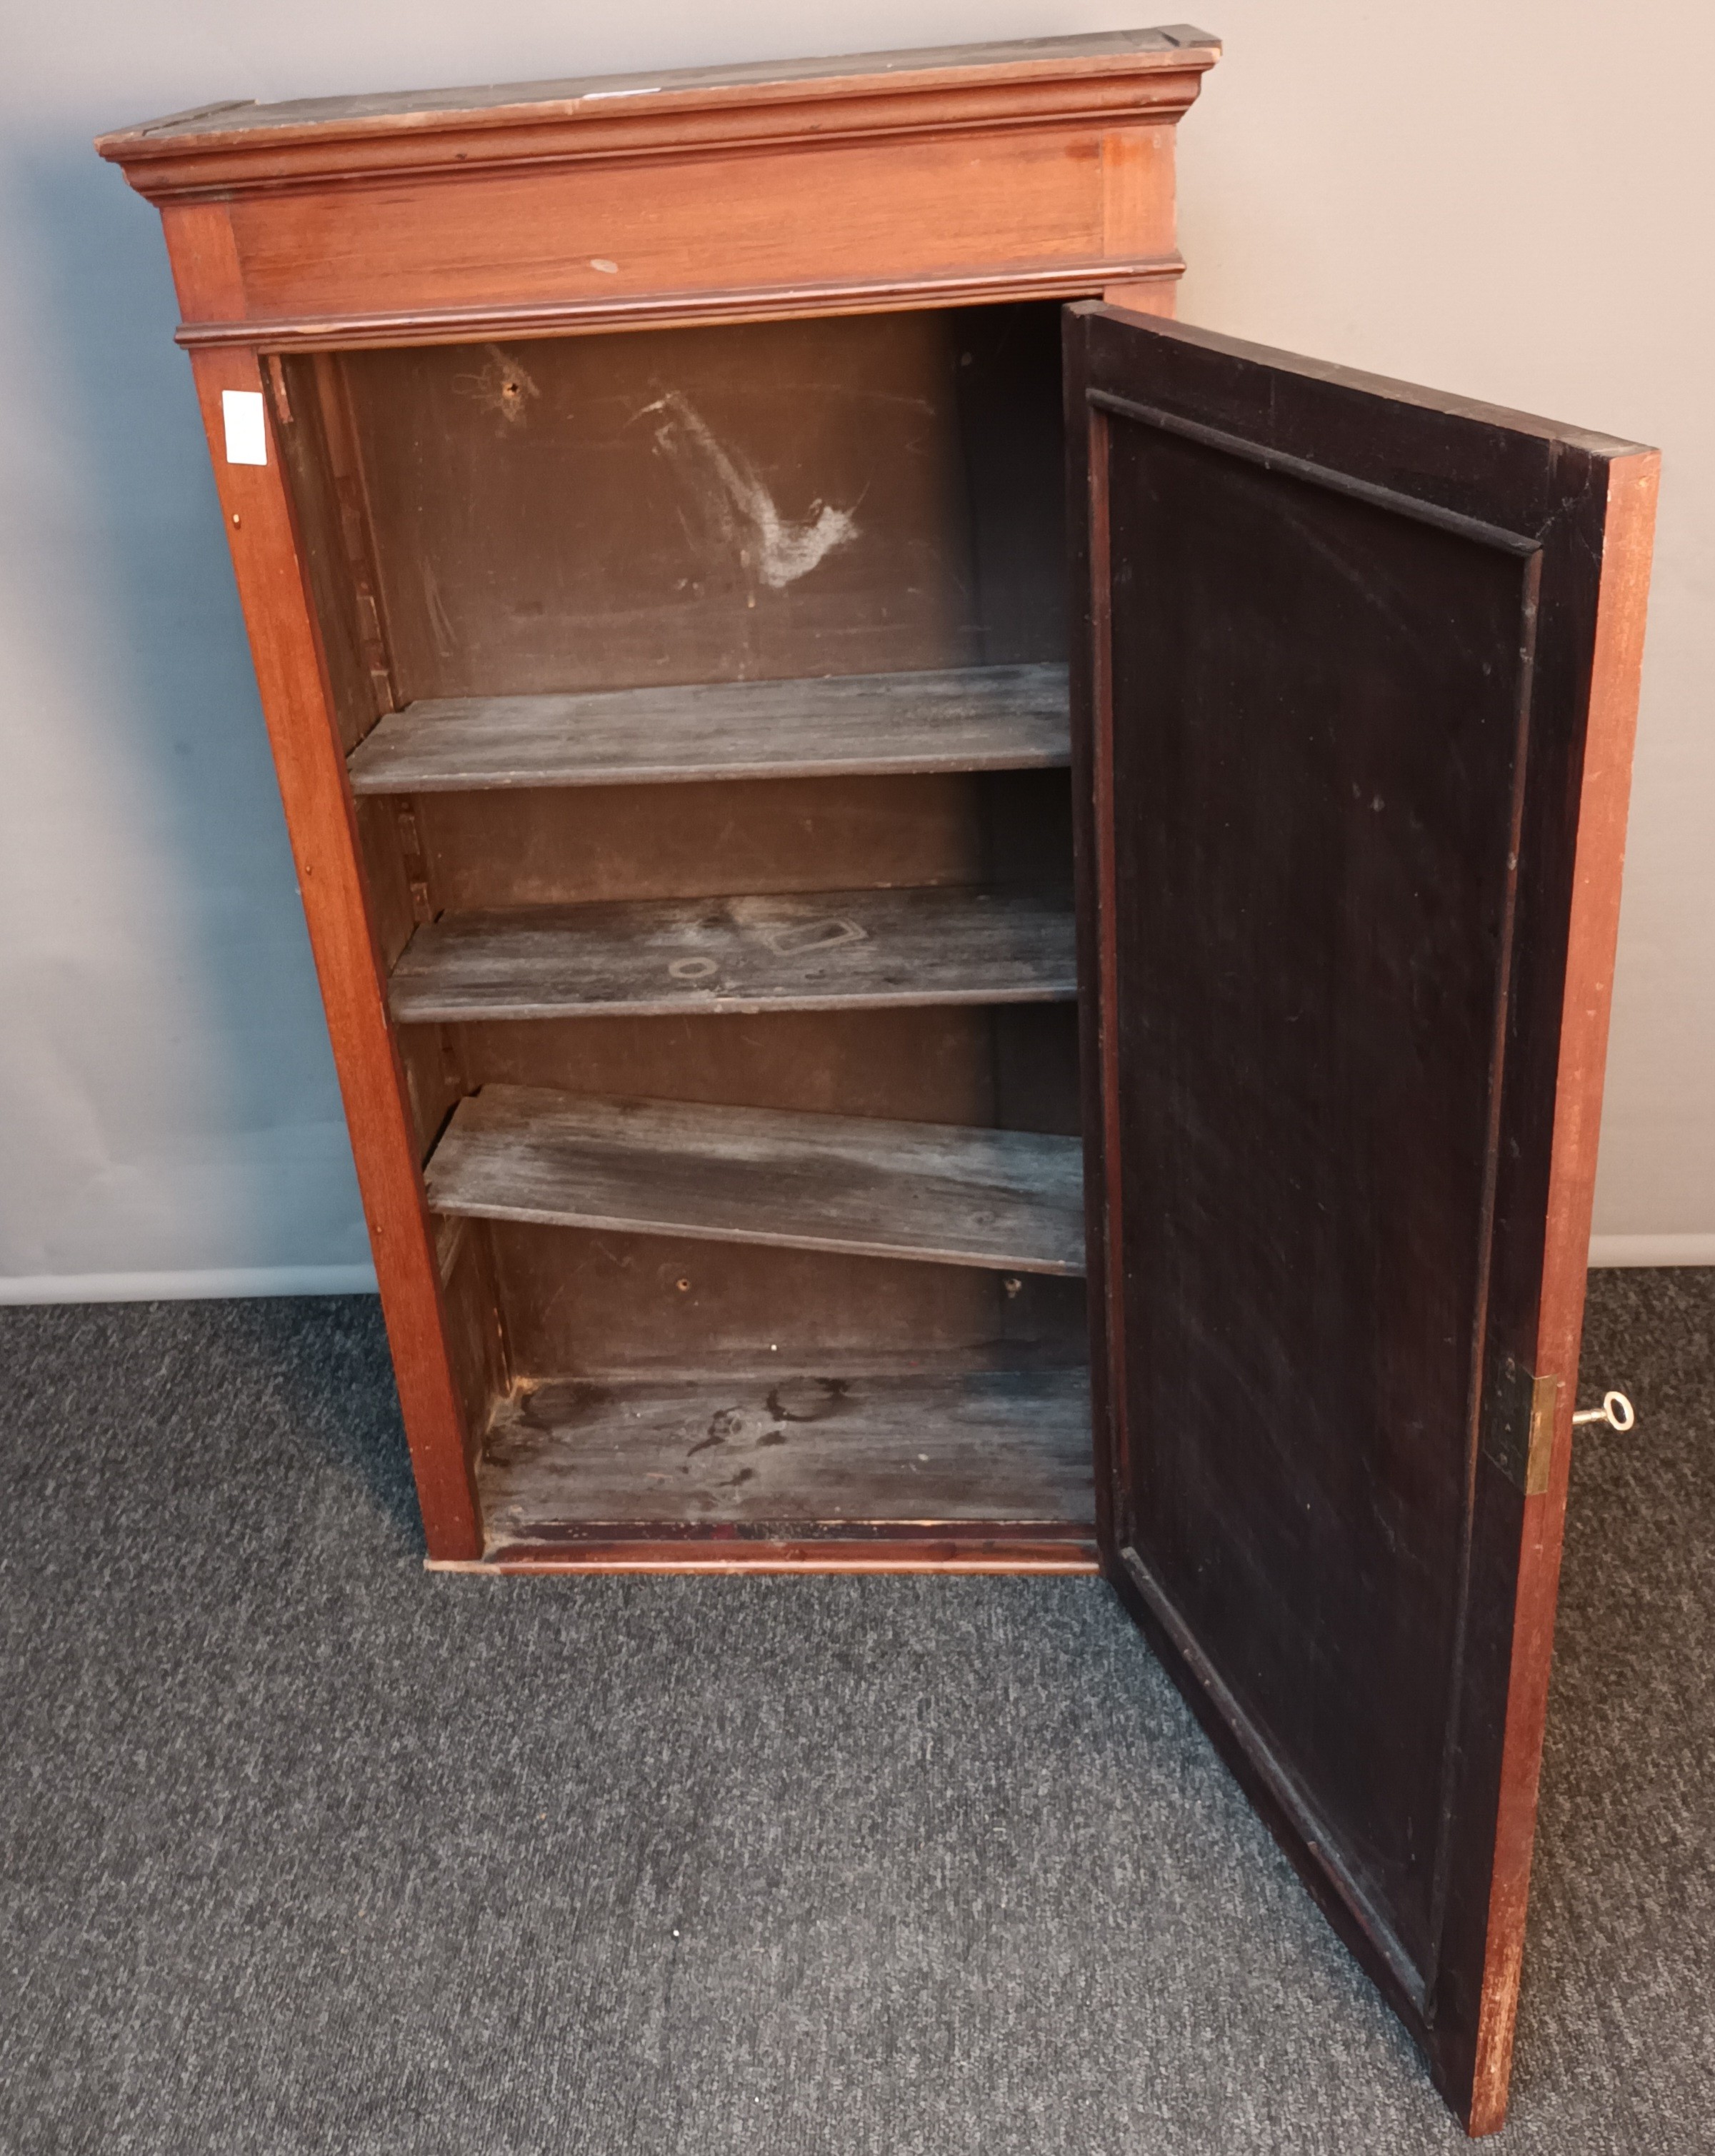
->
348, 662, 1072, 794
389, 883, 1076, 1023
426, 1087, 1088, 1275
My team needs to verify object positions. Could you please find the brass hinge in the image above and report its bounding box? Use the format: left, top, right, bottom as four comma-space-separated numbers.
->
1483, 1355, 1560, 1496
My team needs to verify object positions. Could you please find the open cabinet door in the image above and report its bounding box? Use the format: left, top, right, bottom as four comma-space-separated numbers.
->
1064, 304, 1656, 2133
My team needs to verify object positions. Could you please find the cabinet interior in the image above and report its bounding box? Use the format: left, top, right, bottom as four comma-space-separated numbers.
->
277, 299, 1094, 1563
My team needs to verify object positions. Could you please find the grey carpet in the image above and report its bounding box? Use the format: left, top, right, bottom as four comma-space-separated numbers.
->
1, 1270, 1709, 2155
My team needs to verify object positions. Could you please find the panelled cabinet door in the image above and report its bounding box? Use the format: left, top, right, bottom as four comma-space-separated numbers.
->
1064, 304, 1656, 2135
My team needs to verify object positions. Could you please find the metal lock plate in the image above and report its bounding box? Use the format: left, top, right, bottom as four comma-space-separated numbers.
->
1483, 1353, 1559, 1496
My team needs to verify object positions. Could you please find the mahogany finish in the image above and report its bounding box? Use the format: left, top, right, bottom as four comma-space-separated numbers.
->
101, 29, 1217, 349
100, 30, 1193, 1582
99, 28, 1657, 2135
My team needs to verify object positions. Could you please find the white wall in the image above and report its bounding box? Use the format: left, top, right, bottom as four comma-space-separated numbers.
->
1, 1, 1709, 1299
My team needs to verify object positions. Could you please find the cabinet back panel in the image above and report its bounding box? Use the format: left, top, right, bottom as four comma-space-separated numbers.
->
339, 303, 1066, 701
414, 768, 1072, 911
419, 1003, 1079, 1136
491, 1221, 1088, 1378
420, 773, 976, 912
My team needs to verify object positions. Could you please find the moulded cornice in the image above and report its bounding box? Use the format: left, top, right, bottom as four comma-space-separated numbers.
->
96, 29, 1219, 202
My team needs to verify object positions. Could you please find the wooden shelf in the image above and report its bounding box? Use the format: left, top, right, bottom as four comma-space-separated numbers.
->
425, 1086, 1087, 1275
348, 663, 1071, 794
389, 883, 1076, 1023
478, 1363, 1094, 1538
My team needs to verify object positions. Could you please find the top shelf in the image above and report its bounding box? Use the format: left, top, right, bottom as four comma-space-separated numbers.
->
346, 663, 1070, 795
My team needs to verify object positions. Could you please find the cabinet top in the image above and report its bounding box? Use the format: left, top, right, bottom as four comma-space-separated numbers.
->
96, 26, 1219, 194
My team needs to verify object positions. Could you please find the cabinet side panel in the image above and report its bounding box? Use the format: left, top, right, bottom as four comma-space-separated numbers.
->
159, 199, 245, 324
185, 344, 481, 1558
276, 349, 516, 1516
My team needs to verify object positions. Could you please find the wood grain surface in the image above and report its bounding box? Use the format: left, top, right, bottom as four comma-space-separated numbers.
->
425, 1086, 1086, 1275
478, 1363, 1093, 1535
389, 885, 1076, 1023
348, 664, 1071, 793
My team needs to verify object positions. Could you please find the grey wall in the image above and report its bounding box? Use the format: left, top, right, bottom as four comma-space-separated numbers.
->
1, 1, 1709, 1299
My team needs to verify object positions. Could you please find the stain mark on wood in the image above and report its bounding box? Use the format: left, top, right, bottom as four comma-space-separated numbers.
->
643, 388, 858, 589
452, 344, 541, 426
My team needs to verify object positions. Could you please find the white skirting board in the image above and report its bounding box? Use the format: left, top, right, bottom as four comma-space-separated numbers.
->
1586, 1235, 1715, 1268
0, 1266, 379, 1304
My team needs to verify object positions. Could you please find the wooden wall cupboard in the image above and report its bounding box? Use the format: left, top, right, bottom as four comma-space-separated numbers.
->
100, 28, 1656, 2135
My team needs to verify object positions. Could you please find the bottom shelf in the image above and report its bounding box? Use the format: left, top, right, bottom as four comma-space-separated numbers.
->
466, 1363, 1095, 1568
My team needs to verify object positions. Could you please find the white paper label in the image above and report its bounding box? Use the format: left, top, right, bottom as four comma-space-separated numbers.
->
221, 389, 267, 466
